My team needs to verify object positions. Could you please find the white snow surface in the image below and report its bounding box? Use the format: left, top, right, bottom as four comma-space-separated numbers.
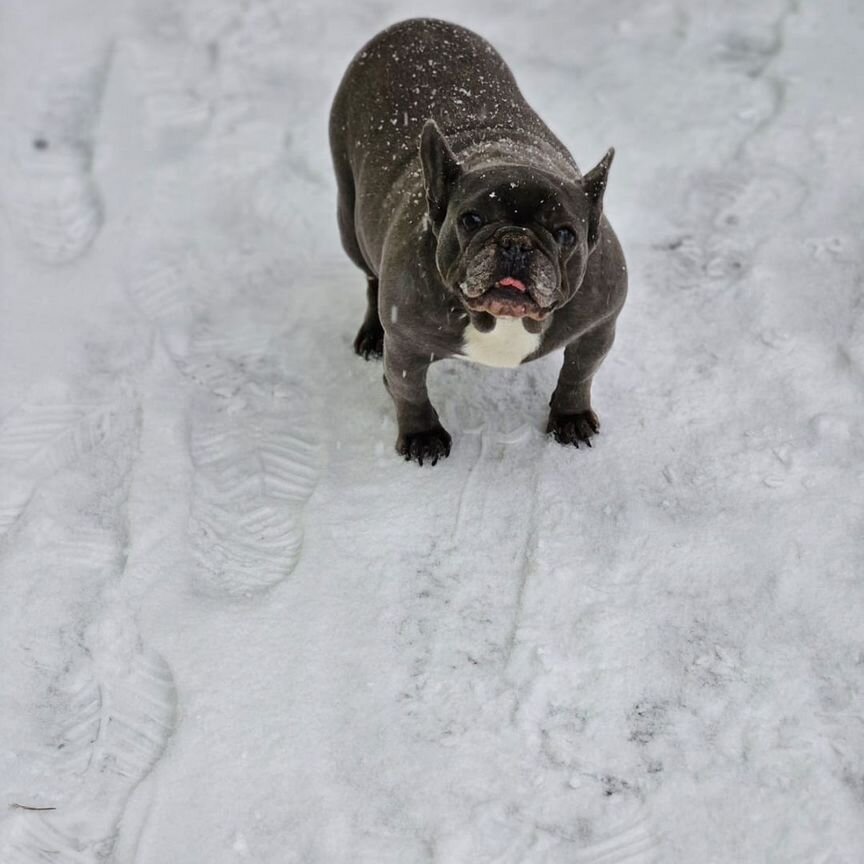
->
1, 0, 863, 861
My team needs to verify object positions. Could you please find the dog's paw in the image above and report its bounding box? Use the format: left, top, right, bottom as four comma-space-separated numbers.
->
396, 426, 452, 466
547, 409, 600, 448
353, 321, 384, 360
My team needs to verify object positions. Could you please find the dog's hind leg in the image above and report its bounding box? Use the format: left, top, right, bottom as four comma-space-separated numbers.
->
333, 164, 384, 360
353, 274, 384, 360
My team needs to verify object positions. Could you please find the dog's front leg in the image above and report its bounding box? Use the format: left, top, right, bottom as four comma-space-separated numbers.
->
547, 320, 617, 448
383, 337, 451, 465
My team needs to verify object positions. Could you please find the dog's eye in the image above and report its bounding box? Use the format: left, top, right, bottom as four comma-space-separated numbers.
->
460, 212, 484, 231
555, 227, 576, 246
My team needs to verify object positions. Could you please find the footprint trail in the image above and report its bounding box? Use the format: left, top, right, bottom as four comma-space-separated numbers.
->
3, 50, 112, 263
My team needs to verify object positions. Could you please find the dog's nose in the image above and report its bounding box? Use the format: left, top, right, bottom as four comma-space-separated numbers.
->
499, 233, 534, 271
497, 229, 534, 272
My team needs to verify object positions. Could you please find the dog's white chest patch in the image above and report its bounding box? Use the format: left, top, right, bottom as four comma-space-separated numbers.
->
460, 318, 540, 368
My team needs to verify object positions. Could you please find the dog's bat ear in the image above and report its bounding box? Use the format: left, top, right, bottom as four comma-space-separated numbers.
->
420, 120, 461, 229
582, 147, 615, 248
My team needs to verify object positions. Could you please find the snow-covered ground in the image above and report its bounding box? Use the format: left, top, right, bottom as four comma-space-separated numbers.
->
1, 0, 863, 860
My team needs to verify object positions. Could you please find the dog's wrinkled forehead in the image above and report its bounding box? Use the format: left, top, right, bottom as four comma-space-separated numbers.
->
457, 166, 578, 224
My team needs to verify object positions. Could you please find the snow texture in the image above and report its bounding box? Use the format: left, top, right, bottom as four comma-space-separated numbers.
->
1, 0, 863, 861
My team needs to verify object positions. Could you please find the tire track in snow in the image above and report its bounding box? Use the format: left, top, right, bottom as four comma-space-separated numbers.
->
394, 420, 543, 744
2, 49, 112, 264
448, 422, 541, 666
408, 411, 664, 859
492, 438, 661, 864
450, 424, 490, 549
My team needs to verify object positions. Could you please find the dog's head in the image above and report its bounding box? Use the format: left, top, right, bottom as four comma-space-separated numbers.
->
420, 120, 614, 325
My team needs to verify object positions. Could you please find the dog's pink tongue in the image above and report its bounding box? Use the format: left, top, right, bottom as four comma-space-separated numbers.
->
498, 277, 527, 293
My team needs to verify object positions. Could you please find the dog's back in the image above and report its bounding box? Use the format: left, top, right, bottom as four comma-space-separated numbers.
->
329, 18, 575, 266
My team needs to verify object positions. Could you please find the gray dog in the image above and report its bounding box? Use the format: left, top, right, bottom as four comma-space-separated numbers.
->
329, 18, 627, 465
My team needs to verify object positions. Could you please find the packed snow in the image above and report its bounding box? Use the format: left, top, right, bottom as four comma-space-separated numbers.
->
1, 0, 863, 861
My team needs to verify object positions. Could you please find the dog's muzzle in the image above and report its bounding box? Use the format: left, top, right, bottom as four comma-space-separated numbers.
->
460, 229, 558, 319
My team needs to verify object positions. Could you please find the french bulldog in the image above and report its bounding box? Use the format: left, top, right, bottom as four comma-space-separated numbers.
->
329, 18, 627, 465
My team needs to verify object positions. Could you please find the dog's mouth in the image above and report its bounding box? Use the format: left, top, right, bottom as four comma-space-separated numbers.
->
464, 277, 551, 320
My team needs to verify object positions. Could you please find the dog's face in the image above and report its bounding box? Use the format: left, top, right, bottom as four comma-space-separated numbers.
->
420, 121, 614, 323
